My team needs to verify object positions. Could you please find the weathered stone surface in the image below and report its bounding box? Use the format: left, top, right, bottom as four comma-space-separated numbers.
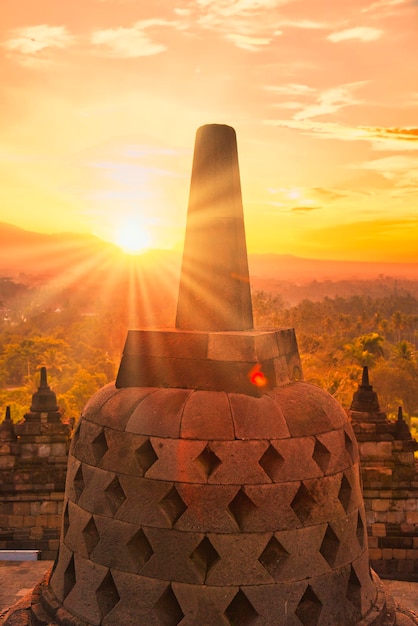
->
86, 386, 158, 429
180, 391, 235, 440
229, 392, 290, 439
125, 388, 190, 438
273, 382, 348, 436
81, 382, 120, 422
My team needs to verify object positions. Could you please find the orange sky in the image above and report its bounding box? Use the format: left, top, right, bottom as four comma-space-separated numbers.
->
1, 0, 417, 262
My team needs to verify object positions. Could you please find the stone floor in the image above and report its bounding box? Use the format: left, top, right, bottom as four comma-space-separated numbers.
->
0, 560, 417, 624
0, 560, 53, 622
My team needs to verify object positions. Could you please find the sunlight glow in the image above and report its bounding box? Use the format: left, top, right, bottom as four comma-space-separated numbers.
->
115, 220, 152, 255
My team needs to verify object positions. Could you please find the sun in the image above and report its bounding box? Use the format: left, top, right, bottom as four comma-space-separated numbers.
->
115, 220, 152, 255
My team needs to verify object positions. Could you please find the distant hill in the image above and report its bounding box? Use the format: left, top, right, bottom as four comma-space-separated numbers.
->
248, 253, 418, 282
1, 222, 418, 308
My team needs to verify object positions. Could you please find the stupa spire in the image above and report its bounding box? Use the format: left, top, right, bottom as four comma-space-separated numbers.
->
29, 366, 59, 415
175, 124, 253, 331
362, 365, 370, 386
0, 405, 16, 442
350, 365, 380, 412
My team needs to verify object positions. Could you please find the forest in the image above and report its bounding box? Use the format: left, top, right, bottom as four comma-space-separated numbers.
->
1, 274, 418, 446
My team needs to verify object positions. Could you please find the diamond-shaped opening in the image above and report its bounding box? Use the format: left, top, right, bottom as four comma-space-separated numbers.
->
195, 444, 222, 478
319, 524, 340, 568
345, 431, 355, 463
295, 585, 322, 626
258, 535, 289, 579
96, 570, 120, 620
154, 584, 184, 626
63, 502, 69, 538
312, 438, 331, 473
127, 528, 154, 570
63, 553, 76, 599
258, 444, 284, 481
73, 465, 85, 503
189, 536, 221, 582
225, 589, 259, 625
338, 474, 352, 514
356, 511, 365, 548
228, 488, 258, 530
159, 486, 187, 527
346, 565, 362, 608
290, 482, 316, 523
105, 475, 127, 516
50, 547, 60, 577
91, 429, 108, 465
82, 516, 100, 557
135, 438, 158, 475
71, 422, 81, 454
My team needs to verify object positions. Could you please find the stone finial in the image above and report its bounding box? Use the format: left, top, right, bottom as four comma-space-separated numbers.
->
0, 406, 17, 441
395, 406, 413, 440
362, 365, 370, 386
175, 124, 254, 331
29, 367, 59, 414
115, 124, 302, 394
350, 365, 380, 412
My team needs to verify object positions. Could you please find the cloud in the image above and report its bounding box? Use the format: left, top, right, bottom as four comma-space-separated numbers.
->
365, 127, 418, 141
312, 187, 346, 201
362, 0, 409, 13
195, 0, 292, 16
292, 82, 366, 120
193, 0, 315, 50
3, 24, 75, 57
264, 83, 316, 96
264, 116, 418, 152
290, 205, 322, 212
174, 8, 193, 17
276, 19, 327, 29
327, 27, 383, 42
360, 155, 418, 185
225, 33, 274, 50
91, 20, 175, 57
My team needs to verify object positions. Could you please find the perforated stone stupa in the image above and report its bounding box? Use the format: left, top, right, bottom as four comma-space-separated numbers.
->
4, 124, 417, 625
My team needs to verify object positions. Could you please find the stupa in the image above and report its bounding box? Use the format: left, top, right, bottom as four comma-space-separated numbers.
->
0, 368, 70, 561
4, 124, 417, 625
350, 367, 418, 582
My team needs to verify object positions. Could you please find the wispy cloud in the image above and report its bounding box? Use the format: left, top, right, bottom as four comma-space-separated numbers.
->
365, 127, 418, 141
265, 83, 316, 96
91, 19, 177, 57
264, 117, 418, 152
327, 27, 383, 42
362, 0, 410, 13
192, 0, 322, 50
290, 205, 322, 212
360, 154, 418, 186
293, 81, 365, 120
195, 0, 292, 17
3, 24, 75, 65
312, 187, 346, 201
225, 33, 274, 50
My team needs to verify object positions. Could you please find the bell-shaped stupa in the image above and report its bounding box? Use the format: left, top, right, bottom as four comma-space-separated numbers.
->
4, 124, 417, 625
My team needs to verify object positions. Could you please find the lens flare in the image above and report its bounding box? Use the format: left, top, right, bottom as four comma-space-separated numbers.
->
249, 364, 267, 387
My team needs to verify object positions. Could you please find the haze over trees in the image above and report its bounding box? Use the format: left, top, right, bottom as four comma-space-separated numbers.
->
253, 288, 418, 435
1, 268, 418, 453
0, 222, 418, 444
